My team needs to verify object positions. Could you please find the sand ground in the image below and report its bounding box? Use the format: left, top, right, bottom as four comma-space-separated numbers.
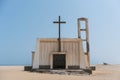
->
0, 65, 120, 80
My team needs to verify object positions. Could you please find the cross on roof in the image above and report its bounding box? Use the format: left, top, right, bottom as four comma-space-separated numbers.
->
53, 16, 66, 52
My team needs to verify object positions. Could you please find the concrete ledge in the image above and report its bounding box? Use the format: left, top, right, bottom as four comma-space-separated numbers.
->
39, 65, 50, 69
68, 66, 80, 69
24, 66, 32, 71
34, 69, 92, 75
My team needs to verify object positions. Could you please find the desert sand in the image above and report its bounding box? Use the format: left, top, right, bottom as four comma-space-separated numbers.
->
0, 65, 120, 80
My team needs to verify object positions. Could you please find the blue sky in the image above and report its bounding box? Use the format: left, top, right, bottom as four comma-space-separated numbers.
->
0, 0, 120, 65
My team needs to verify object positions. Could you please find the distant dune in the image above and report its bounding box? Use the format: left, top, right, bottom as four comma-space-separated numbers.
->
0, 64, 120, 80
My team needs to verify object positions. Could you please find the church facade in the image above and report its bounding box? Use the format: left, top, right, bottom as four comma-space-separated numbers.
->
32, 17, 90, 70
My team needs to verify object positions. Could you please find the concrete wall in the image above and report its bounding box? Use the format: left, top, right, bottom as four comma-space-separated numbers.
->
34, 38, 86, 69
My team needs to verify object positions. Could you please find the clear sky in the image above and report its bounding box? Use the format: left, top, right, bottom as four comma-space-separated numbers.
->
0, 0, 120, 65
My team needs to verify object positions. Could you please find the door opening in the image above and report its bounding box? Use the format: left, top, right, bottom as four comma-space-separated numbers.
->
53, 54, 66, 69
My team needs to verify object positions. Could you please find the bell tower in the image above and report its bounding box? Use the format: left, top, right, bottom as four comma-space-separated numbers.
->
78, 18, 90, 68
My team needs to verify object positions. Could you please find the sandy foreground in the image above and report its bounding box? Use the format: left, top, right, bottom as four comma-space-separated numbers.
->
0, 65, 120, 80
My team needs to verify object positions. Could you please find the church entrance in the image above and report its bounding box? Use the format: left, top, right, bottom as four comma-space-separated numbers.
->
53, 54, 66, 69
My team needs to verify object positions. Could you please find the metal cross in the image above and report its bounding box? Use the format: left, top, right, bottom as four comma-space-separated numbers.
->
53, 16, 66, 52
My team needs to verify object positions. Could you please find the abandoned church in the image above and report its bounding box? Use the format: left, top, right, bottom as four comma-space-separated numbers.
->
25, 16, 94, 74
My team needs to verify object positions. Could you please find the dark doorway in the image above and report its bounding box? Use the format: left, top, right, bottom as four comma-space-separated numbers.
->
53, 54, 66, 69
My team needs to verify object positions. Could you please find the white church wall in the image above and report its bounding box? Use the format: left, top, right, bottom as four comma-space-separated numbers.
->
38, 38, 84, 68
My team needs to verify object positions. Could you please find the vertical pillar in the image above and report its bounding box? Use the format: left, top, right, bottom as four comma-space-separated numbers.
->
32, 38, 40, 69
78, 19, 81, 38
78, 19, 81, 69
50, 53, 53, 69
32, 51, 35, 67
66, 52, 68, 69
85, 19, 90, 67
